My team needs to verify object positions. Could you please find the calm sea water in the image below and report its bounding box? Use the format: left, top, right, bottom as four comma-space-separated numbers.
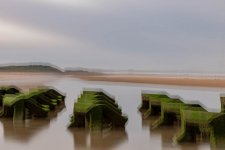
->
1, 75, 225, 150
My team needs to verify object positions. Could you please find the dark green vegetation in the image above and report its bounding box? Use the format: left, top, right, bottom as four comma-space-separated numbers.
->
140, 91, 225, 148
0, 86, 21, 106
69, 89, 128, 130
0, 87, 65, 121
0, 63, 103, 75
0, 64, 62, 72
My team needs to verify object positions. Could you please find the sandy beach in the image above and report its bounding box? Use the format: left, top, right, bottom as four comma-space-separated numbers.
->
0, 72, 63, 90
75, 74, 225, 88
1, 72, 225, 88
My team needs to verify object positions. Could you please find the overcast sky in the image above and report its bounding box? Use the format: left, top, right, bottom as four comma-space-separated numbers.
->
0, 0, 225, 73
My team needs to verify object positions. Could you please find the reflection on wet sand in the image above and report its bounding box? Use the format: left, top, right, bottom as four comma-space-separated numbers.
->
0, 75, 223, 150
0, 104, 65, 143
0, 73, 62, 91
141, 116, 210, 150
139, 91, 225, 149
1, 118, 50, 143
70, 128, 128, 150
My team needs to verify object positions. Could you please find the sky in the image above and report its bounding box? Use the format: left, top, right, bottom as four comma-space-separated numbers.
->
0, 0, 225, 73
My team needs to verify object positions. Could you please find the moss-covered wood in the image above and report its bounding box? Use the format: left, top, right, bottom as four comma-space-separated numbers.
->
0, 86, 20, 106
140, 92, 203, 126
175, 107, 225, 148
69, 89, 128, 130
0, 87, 65, 121
140, 91, 225, 148
209, 113, 225, 148
140, 92, 171, 118
174, 95, 225, 148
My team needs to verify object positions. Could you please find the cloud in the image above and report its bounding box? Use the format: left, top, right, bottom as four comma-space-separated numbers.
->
30, 0, 96, 8
0, 0, 224, 73
0, 19, 75, 49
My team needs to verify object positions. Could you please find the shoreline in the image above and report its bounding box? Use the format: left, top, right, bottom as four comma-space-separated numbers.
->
1, 72, 225, 88
75, 74, 225, 88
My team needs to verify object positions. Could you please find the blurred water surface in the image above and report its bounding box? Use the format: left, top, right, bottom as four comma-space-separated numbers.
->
0, 75, 225, 150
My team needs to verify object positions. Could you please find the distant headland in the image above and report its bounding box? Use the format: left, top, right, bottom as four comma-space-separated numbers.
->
0, 63, 102, 75
0, 63, 225, 88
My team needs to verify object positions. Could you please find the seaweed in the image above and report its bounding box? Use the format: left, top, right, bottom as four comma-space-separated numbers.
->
0, 86, 21, 106
69, 89, 128, 130
0, 87, 65, 120
140, 91, 225, 148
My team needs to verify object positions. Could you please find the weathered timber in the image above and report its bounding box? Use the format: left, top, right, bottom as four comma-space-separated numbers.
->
69, 89, 127, 130
0, 86, 21, 106
140, 90, 225, 148
0, 87, 65, 121
175, 96, 225, 148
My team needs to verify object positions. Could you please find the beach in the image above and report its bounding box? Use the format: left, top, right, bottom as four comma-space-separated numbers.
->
75, 74, 225, 88
0, 72, 63, 90
0, 72, 225, 88
0, 71, 222, 150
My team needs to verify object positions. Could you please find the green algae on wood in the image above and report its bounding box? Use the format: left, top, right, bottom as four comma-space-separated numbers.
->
0, 86, 21, 106
151, 98, 202, 129
140, 90, 225, 148
174, 96, 225, 148
140, 91, 202, 125
69, 89, 128, 130
209, 113, 225, 148
140, 92, 171, 118
174, 107, 216, 142
0, 87, 65, 121
151, 99, 185, 129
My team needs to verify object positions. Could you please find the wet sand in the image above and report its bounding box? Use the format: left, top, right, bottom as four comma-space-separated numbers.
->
0, 72, 63, 90
76, 74, 225, 88
0, 72, 219, 150
1, 72, 225, 88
